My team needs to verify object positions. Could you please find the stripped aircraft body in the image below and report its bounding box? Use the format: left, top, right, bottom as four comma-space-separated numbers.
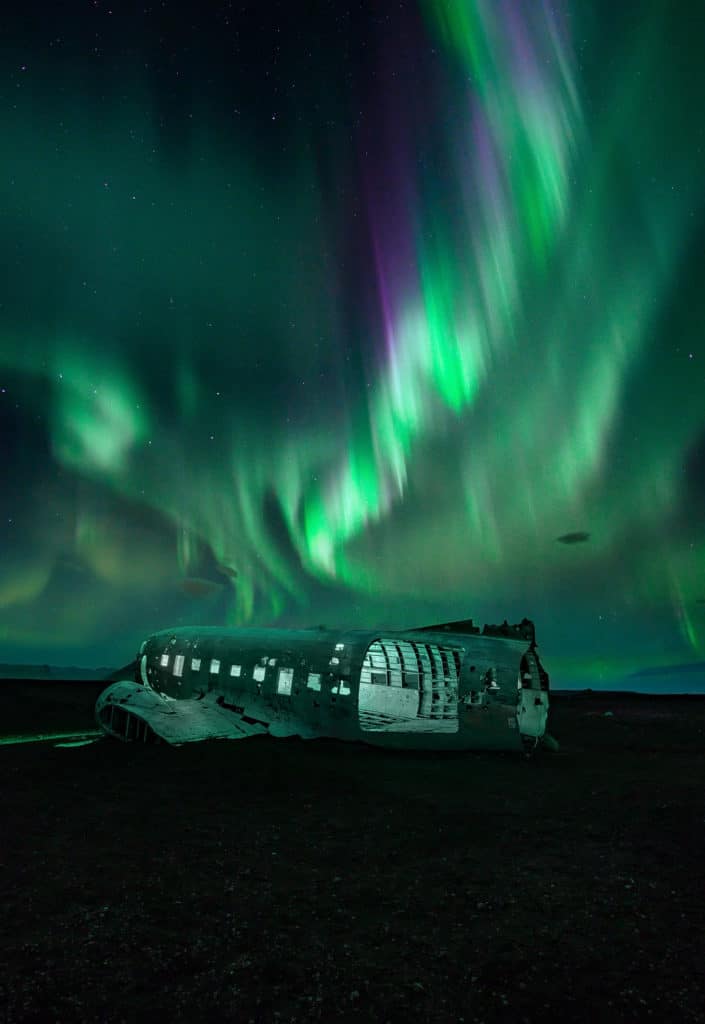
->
96, 617, 551, 752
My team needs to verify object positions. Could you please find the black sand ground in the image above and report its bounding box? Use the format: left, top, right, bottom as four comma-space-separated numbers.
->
1, 683, 704, 1023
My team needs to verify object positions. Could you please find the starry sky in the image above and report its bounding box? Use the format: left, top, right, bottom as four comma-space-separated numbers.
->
1, 1, 704, 688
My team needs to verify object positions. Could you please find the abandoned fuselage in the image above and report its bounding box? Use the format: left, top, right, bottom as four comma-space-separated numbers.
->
95, 617, 551, 751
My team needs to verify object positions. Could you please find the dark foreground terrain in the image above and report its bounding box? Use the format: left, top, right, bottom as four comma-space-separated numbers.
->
1, 684, 704, 1023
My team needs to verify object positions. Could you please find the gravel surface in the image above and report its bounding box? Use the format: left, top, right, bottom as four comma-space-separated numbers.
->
1, 687, 704, 1023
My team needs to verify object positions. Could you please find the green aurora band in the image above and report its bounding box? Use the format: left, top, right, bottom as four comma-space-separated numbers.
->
0, 1, 704, 684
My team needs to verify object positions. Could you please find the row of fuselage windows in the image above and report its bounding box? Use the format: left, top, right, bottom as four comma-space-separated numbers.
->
157, 652, 351, 696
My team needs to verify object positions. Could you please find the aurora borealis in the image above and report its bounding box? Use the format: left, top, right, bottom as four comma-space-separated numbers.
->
1, 1, 704, 687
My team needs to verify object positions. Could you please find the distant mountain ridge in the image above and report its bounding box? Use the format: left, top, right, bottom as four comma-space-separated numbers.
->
0, 663, 130, 682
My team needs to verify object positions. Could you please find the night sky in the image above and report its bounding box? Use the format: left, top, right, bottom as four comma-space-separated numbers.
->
1, 1, 704, 688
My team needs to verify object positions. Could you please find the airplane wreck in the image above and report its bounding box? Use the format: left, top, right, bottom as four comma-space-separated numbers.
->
95, 617, 552, 752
